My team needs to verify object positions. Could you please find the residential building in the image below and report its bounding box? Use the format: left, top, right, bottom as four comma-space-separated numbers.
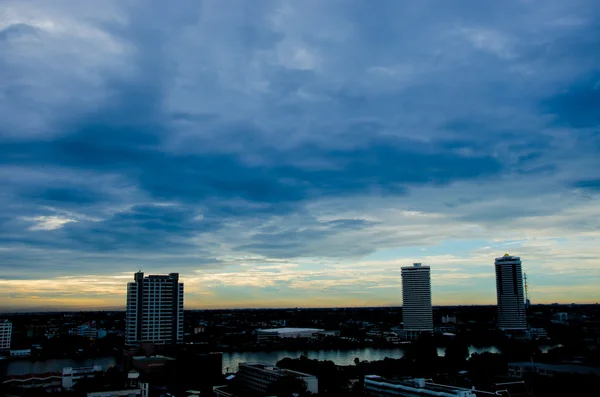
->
0, 319, 11, 351
495, 255, 527, 330
62, 365, 103, 389
237, 362, 318, 395
125, 272, 184, 347
401, 263, 433, 338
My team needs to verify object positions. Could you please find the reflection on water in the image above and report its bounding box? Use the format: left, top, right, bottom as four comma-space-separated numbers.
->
222, 346, 508, 373
5, 344, 559, 375
221, 348, 406, 372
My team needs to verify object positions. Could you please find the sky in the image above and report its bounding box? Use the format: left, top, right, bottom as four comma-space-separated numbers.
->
1, 0, 600, 311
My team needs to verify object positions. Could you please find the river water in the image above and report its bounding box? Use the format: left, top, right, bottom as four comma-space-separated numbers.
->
5, 345, 559, 376
220, 346, 502, 373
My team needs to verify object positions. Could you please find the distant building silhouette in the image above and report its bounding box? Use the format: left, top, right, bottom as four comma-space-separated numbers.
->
126, 272, 184, 347
401, 263, 433, 338
495, 255, 527, 330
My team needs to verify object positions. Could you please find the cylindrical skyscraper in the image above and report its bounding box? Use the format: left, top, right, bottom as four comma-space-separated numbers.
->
401, 263, 433, 339
495, 254, 527, 330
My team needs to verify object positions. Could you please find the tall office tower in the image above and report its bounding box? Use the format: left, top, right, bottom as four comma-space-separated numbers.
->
495, 254, 527, 330
0, 319, 12, 351
126, 272, 184, 347
401, 263, 433, 339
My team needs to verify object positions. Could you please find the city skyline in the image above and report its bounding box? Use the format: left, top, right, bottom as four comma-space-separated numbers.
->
1, 0, 600, 311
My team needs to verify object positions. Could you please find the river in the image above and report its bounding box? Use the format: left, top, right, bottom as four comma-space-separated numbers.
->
4, 345, 559, 376
221, 346, 502, 373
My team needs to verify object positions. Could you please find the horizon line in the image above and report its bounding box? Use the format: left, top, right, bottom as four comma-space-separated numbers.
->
1, 302, 598, 314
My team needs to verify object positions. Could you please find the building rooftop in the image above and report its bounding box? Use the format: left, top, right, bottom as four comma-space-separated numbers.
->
241, 363, 316, 379
510, 362, 600, 376
3, 372, 61, 382
365, 376, 476, 396
402, 263, 430, 269
495, 254, 521, 261
255, 327, 324, 333
132, 355, 176, 361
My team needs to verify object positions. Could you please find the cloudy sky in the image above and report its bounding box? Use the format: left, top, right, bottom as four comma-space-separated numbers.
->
1, 0, 599, 311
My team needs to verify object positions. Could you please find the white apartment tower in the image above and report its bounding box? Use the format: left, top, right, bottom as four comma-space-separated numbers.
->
495, 255, 527, 330
0, 320, 11, 351
126, 272, 184, 347
401, 263, 433, 338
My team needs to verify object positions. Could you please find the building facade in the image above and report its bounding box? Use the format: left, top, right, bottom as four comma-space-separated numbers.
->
10, 349, 30, 357
125, 272, 184, 347
0, 320, 11, 351
508, 362, 600, 378
62, 365, 103, 389
495, 255, 527, 330
401, 263, 433, 338
86, 383, 149, 397
237, 363, 318, 395
69, 324, 100, 339
255, 327, 324, 342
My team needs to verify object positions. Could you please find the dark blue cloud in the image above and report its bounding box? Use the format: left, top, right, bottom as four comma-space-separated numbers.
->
573, 179, 600, 191
61, 204, 213, 251
23, 186, 107, 205
543, 72, 600, 128
1, 0, 600, 290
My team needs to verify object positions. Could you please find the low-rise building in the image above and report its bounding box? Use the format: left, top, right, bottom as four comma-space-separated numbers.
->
69, 324, 100, 339
2, 372, 62, 389
508, 362, 600, 378
10, 349, 31, 357
131, 355, 176, 376
213, 385, 236, 397
528, 328, 548, 340
441, 315, 457, 324
552, 312, 568, 324
364, 376, 476, 397
255, 327, 325, 342
86, 382, 148, 397
237, 362, 318, 394
62, 365, 103, 389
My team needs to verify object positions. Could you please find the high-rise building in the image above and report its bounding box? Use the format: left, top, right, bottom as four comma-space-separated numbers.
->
495, 254, 527, 330
0, 319, 11, 351
401, 263, 433, 338
126, 272, 184, 347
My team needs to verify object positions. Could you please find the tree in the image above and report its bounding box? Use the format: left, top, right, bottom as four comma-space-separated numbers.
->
444, 338, 470, 369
